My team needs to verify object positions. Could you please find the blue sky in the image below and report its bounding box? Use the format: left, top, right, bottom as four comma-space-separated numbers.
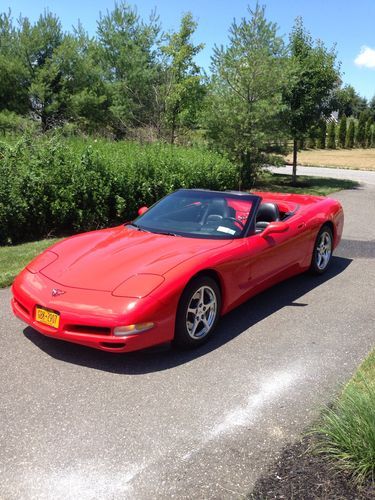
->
4, 0, 375, 100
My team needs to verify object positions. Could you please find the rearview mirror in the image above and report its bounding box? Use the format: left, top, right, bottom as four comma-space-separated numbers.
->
138, 206, 148, 216
261, 221, 289, 237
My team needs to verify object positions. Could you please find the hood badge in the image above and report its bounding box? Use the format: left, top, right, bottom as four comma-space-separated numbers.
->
51, 288, 66, 297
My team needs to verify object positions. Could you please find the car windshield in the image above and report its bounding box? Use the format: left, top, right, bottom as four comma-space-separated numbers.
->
130, 190, 259, 239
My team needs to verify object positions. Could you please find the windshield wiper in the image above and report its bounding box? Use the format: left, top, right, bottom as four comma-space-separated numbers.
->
155, 231, 179, 237
128, 222, 150, 233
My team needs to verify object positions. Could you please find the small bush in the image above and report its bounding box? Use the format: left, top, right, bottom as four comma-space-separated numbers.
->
0, 135, 239, 244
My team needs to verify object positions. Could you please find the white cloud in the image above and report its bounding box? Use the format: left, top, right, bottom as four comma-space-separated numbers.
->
354, 46, 375, 68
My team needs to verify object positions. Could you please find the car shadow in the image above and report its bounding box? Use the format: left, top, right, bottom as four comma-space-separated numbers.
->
24, 256, 352, 374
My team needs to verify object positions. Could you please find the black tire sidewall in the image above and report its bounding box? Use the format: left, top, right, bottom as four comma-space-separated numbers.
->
173, 276, 221, 349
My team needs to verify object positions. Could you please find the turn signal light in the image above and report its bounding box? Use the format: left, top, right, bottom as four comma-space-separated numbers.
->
113, 322, 154, 337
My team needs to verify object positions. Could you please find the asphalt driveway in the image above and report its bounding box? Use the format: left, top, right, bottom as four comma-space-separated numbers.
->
1, 173, 374, 499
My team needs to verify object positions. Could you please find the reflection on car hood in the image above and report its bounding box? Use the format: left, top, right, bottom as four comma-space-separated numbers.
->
41, 225, 232, 291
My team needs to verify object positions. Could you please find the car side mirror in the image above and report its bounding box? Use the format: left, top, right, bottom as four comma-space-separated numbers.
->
261, 221, 289, 237
138, 206, 148, 216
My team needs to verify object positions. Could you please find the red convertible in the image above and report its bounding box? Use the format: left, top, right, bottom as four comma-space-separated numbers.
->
11, 189, 344, 352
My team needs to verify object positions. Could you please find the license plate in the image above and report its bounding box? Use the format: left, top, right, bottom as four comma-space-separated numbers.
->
35, 307, 60, 329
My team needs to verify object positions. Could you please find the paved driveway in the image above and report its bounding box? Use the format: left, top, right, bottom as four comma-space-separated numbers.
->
1, 175, 374, 499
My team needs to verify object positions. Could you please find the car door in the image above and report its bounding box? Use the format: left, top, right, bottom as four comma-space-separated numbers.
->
245, 212, 309, 289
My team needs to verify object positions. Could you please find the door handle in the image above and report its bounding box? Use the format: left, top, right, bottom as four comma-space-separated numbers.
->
297, 222, 306, 230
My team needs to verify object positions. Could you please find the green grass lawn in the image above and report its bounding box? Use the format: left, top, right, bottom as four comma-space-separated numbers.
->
0, 238, 61, 288
312, 349, 375, 484
255, 172, 359, 195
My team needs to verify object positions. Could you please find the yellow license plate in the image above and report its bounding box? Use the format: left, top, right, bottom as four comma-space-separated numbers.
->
35, 307, 60, 329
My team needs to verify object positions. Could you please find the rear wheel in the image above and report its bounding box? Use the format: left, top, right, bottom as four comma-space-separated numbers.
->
310, 225, 333, 275
174, 276, 221, 349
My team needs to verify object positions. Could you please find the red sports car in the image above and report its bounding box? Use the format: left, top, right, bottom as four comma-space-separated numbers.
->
11, 189, 344, 352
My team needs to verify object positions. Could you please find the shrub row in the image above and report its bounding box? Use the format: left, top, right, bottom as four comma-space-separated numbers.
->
0, 135, 239, 244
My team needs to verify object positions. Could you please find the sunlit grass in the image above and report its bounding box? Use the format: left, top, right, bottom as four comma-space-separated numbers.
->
0, 238, 61, 288
285, 148, 375, 170
255, 172, 359, 196
311, 350, 375, 484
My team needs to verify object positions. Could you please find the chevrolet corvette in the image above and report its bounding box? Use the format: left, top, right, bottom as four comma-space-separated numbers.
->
11, 188, 344, 352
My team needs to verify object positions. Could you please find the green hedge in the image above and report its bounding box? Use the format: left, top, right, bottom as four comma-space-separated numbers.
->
0, 136, 239, 244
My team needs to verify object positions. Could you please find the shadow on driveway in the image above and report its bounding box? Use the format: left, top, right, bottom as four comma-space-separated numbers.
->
24, 256, 352, 374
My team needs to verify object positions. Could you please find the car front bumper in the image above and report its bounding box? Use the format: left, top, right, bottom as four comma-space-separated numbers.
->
11, 269, 175, 353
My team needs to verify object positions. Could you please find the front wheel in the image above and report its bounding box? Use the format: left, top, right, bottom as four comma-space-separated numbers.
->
310, 225, 333, 275
173, 276, 221, 349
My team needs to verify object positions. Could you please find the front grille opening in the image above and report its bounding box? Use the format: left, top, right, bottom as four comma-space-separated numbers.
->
65, 325, 111, 336
100, 342, 126, 349
15, 299, 29, 316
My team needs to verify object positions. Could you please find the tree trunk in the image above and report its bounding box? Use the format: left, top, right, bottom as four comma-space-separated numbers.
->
170, 114, 176, 144
292, 139, 298, 185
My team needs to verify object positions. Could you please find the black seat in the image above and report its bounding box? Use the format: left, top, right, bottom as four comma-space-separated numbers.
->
256, 202, 280, 223
203, 198, 230, 224
255, 203, 280, 233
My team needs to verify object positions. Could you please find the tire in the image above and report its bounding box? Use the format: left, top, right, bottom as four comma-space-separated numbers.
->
310, 224, 333, 275
173, 276, 221, 349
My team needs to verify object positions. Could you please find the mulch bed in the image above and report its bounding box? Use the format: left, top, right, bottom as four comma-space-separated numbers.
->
249, 436, 374, 499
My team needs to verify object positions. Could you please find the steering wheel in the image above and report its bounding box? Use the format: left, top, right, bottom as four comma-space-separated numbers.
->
221, 217, 245, 230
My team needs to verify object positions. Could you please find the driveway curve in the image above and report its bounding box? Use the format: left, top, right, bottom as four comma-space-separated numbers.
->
0, 176, 374, 499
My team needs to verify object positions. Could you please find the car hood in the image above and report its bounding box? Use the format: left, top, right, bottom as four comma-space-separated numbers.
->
41, 225, 231, 291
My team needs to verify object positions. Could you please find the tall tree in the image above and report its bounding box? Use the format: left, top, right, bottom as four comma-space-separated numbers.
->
345, 119, 355, 148
365, 119, 373, 148
96, 2, 160, 136
338, 115, 347, 148
205, 4, 287, 186
356, 112, 367, 148
283, 18, 339, 184
327, 121, 336, 149
158, 13, 204, 144
18, 11, 65, 129
332, 85, 368, 118
0, 11, 29, 114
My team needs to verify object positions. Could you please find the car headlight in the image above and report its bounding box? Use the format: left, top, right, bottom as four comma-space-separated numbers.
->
27, 251, 58, 273
113, 322, 154, 337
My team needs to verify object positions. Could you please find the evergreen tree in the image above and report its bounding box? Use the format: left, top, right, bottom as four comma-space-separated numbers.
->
365, 119, 373, 148
356, 112, 367, 147
316, 120, 326, 148
338, 115, 346, 148
371, 125, 375, 148
206, 4, 287, 186
327, 121, 336, 149
345, 120, 355, 148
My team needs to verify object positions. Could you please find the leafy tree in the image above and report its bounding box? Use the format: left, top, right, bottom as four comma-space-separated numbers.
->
316, 119, 326, 149
356, 112, 367, 147
327, 121, 336, 149
157, 13, 205, 144
96, 2, 160, 136
283, 18, 340, 183
17, 11, 66, 130
345, 119, 355, 148
338, 115, 346, 148
0, 11, 29, 114
205, 4, 287, 186
332, 85, 368, 118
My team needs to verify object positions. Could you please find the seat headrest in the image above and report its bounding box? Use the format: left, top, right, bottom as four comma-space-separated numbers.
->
256, 202, 280, 222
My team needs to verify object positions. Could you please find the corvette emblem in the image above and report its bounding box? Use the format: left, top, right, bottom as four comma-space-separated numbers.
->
51, 288, 65, 297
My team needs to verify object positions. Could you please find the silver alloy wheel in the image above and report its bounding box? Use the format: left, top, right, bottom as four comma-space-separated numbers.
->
186, 285, 217, 339
316, 230, 332, 270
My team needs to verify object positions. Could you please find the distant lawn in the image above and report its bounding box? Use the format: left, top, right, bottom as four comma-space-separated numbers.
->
284, 148, 375, 170
255, 172, 359, 195
0, 238, 61, 288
